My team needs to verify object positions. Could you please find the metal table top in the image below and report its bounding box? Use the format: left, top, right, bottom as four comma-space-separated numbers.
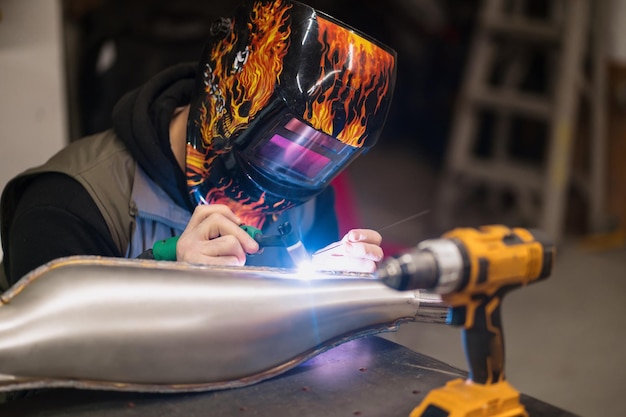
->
0, 336, 578, 417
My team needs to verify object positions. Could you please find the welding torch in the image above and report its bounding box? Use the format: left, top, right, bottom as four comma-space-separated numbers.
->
241, 221, 311, 266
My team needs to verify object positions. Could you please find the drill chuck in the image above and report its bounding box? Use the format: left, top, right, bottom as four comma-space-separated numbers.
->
377, 239, 466, 294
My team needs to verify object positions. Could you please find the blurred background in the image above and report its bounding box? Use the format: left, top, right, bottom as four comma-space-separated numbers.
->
0, 0, 624, 416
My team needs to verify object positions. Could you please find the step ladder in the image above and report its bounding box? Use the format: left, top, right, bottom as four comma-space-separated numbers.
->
438, 0, 608, 241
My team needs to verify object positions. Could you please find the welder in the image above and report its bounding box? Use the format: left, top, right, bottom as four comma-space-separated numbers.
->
0, 0, 397, 289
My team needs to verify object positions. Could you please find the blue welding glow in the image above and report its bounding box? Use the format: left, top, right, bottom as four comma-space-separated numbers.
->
296, 259, 317, 279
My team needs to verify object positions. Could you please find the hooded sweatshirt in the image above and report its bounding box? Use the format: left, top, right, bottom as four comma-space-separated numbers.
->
112, 63, 196, 213
1, 64, 338, 288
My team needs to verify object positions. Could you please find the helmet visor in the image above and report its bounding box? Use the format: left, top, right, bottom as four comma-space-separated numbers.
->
240, 116, 360, 189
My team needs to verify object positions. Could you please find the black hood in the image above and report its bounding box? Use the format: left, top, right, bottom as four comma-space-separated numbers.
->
112, 63, 197, 212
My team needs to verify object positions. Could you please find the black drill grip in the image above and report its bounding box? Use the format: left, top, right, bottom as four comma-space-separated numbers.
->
459, 289, 509, 385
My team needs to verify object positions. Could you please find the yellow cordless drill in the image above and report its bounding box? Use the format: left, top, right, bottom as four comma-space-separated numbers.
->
377, 225, 555, 417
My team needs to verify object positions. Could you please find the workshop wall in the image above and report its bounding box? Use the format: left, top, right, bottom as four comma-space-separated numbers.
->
0, 0, 68, 259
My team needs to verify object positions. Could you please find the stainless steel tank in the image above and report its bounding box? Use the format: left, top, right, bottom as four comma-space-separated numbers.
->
0, 256, 446, 393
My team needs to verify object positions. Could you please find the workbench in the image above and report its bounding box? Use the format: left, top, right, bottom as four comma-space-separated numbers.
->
0, 336, 578, 417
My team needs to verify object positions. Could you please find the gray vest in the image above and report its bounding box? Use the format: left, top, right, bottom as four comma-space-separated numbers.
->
0, 131, 188, 289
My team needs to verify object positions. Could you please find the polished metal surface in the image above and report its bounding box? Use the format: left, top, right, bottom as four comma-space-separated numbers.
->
0, 256, 447, 393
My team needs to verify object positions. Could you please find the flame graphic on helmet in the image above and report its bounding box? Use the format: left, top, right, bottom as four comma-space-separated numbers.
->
187, 0, 291, 179
197, 179, 289, 228
186, 0, 293, 227
303, 17, 395, 148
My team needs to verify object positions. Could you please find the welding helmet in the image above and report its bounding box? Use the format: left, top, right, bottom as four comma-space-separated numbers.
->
186, 0, 397, 228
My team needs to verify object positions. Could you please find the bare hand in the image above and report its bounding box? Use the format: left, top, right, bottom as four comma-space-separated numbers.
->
311, 229, 383, 273
177, 205, 259, 266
